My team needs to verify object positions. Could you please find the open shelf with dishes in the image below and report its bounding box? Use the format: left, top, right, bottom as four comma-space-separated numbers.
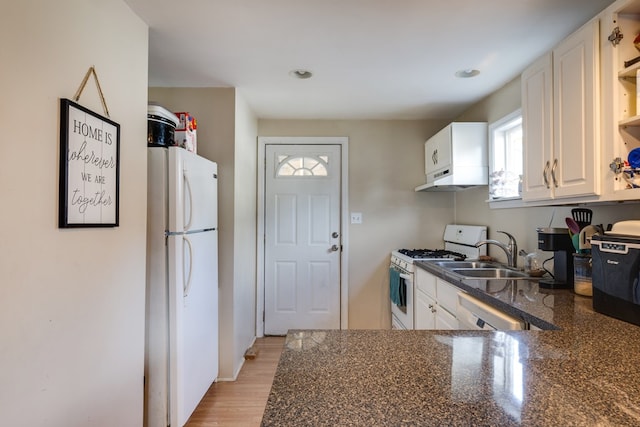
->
616, 39, 640, 127
606, 0, 640, 195
621, 168, 640, 188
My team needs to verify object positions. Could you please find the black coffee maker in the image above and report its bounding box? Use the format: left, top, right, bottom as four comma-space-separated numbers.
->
536, 227, 574, 288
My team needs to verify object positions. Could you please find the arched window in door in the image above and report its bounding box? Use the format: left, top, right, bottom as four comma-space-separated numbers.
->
276, 155, 329, 177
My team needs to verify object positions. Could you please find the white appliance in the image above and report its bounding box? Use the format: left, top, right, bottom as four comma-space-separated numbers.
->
457, 292, 525, 330
415, 122, 488, 192
390, 224, 487, 330
145, 146, 219, 427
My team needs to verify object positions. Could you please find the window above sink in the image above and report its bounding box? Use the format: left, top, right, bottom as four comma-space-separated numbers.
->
489, 109, 523, 201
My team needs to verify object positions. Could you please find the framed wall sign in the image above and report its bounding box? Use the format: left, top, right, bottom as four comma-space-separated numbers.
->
59, 98, 120, 227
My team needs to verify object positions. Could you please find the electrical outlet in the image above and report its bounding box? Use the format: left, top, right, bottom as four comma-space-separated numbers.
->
350, 212, 362, 224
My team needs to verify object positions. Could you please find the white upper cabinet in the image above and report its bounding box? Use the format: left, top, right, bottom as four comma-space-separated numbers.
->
553, 19, 601, 198
417, 122, 488, 191
424, 124, 454, 180
522, 53, 554, 200
522, 18, 601, 202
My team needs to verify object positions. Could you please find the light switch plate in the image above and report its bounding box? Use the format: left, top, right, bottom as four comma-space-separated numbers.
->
350, 212, 362, 224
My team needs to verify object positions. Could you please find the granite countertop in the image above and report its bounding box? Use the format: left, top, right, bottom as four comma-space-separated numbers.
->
414, 260, 581, 331
261, 263, 640, 426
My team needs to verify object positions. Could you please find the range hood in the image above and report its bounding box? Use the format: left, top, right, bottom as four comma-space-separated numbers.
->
414, 180, 481, 192
415, 122, 488, 192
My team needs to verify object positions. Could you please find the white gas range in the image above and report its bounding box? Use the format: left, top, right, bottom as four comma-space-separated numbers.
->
390, 224, 487, 330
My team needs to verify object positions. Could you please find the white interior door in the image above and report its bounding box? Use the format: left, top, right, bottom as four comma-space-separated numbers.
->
264, 144, 341, 335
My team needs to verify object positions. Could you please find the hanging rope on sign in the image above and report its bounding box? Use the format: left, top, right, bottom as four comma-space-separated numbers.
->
73, 66, 110, 118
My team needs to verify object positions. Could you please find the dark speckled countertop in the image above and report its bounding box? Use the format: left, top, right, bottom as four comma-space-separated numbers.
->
414, 260, 581, 331
261, 262, 640, 426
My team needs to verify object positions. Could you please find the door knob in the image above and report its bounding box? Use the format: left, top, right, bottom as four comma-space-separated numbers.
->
332, 232, 339, 238
331, 245, 340, 252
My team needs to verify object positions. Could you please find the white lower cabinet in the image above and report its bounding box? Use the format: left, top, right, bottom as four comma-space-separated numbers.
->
435, 306, 457, 330
435, 279, 459, 330
415, 288, 436, 329
415, 268, 459, 330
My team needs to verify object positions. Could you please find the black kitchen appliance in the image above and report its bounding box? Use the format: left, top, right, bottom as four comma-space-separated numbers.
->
591, 222, 640, 327
147, 104, 179, 147
536, 227, 574, 289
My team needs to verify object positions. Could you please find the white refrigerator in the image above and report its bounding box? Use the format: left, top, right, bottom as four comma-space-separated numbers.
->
145, 146, 219, 427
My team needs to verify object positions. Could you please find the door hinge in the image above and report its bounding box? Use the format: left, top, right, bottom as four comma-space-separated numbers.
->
263, 310, 265, 322
608, 26, 623, 47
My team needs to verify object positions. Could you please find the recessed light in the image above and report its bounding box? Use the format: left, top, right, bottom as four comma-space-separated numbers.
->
289, 69, 313, 79
455, 69, 480, 78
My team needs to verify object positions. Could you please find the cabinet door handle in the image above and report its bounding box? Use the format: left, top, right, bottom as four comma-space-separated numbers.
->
550, 159, 558, 188
543, 161, 550, 189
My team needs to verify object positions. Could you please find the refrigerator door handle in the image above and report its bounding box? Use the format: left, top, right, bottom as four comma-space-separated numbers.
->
183, 236, 193, 297
183, 169, 193, 231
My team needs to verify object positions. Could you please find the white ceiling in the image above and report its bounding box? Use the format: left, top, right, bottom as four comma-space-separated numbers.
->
124, 0, 615, 120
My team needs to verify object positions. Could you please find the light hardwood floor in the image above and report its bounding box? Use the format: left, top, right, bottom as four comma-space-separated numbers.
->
186, 336, 285, 427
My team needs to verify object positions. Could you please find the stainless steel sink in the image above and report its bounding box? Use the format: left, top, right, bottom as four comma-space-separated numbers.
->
428, 260, 539, 281
450, 268, 530, 279
432, 261, 501, 269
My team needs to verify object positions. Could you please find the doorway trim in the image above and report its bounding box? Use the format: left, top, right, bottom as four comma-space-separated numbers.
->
257, 136, 349, 337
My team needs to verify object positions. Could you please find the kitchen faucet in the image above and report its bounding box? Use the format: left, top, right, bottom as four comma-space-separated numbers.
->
475, 231, 518, 268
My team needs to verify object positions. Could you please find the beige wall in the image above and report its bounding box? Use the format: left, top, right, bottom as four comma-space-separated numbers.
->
258, 119, 452, 328
233, 92, 258, 373
454, 76, 640, 263
0, 1, 148, 425
148, 87, 257, 380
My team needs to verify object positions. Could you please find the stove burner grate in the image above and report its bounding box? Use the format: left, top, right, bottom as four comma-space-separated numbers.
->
397, 248, 466, 260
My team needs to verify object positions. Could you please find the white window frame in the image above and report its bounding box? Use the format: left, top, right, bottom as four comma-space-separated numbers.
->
488, 109, 523, 201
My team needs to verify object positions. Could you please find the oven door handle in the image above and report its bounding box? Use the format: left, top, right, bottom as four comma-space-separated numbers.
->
399, 273, 412, 282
